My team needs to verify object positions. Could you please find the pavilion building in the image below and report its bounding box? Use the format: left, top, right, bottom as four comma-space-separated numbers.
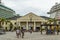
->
9, 12, 50, 31
0, 0, 51, 31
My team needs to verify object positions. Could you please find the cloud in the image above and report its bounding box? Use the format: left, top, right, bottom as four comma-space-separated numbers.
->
2, 0, 60, 17
16, 7, 50, 17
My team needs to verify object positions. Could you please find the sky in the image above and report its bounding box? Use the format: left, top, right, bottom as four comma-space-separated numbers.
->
1, 0, 60, 17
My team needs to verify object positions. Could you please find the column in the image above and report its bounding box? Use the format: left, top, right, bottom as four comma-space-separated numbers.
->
19, 22, 20, 26
4, 22, 6, 29
26, 22, 28, 30
19, 22, 21, 29
34, 22, 36, 31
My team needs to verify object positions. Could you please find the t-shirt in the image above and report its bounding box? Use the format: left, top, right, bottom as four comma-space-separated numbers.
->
21, 29, 24, 33
16, 29, 20, 33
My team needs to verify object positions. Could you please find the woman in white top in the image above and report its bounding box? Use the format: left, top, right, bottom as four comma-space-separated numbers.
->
16, 28, 20, 38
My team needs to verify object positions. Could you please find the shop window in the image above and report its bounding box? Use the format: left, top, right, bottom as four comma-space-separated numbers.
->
6, 22, 8, 25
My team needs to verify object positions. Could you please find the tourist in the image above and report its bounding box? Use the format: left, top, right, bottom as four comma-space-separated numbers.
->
16, 28, 20, 38
45, 26, 48, 34
21, 28, 24, 38
29, 29, 32, 34
40, 26, 43, 34
56, 25, 59, 35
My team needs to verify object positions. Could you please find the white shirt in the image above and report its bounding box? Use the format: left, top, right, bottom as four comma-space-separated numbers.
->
16, 29, 20, 33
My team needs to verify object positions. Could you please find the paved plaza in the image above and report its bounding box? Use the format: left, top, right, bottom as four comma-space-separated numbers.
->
0, 32, 60, 40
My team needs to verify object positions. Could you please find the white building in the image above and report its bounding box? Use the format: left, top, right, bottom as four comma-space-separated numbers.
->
48, 3, 60, 19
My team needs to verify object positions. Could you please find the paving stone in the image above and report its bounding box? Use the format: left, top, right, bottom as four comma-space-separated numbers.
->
0, 32, 60, 40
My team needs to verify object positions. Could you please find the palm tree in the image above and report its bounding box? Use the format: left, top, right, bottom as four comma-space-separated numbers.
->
0, 21, 2, 28
48, 18, 57, 24
48, 19, 54, 24
0, 18, 6, 28
53, 18, 57, 24
0, 18, 12, 30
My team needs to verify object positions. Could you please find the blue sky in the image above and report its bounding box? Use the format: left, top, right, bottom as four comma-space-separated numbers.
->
2, 0, 60, 17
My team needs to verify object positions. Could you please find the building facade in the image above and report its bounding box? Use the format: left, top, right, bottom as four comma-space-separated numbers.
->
0, 1, 16, 30
0, 0, 50, 31
11, 12, 47, 31
2, 12, 50, 31
48, 3, 60, 19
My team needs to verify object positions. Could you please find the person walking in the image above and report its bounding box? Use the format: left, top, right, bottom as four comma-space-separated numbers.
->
40, 26, 43, 34
19, 29, 21, 37
29, 29, 32, 34
56, 25, 59, 35
16, 28, 20, 38
21, 28, 24, 38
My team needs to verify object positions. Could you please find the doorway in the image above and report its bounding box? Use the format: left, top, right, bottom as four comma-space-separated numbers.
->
36, 27, 40, 32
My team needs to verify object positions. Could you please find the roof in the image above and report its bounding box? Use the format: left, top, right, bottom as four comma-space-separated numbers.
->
40, 16, 51, 20
0, 4, 15, 12
8, 16, 21, 20
0, 3, 15, 19
49, 3, 60, 13
8, 13, 51, 21
41, 24, 59, 26
0, 9, 15, 19
16, 12, 47, 22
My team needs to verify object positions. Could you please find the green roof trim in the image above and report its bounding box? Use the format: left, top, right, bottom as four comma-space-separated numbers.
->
0, 4, 15, 12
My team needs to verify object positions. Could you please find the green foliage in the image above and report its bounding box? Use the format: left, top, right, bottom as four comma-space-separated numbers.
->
48, 18, 57, 24
0, 18, 10, 28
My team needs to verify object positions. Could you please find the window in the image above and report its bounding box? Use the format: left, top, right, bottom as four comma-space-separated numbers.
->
58, 21, 60, 24
14, 22, 16, 25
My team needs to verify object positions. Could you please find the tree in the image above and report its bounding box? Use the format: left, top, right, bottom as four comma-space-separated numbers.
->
9, 22, 13, 31
0, 18, 6, 28
53, 18, 57, 24
48, 19, 54, 24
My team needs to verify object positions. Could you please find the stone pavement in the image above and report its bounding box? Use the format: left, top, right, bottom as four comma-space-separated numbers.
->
0, 32, 60, 40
